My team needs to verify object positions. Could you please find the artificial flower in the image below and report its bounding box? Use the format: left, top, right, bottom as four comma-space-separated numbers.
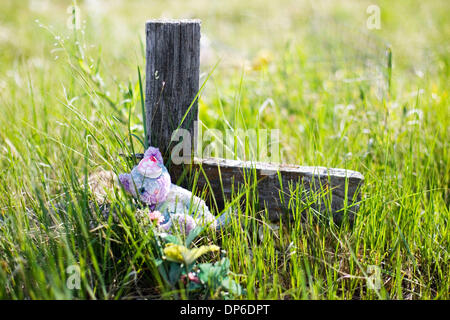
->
164, 243, 220, 266
148, 210, 164, 224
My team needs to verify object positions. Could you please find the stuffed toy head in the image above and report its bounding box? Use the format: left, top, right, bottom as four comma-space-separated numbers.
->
119, 147, 171, 208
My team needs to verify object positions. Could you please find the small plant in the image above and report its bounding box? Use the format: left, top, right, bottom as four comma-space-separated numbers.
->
153, 227, 244, 299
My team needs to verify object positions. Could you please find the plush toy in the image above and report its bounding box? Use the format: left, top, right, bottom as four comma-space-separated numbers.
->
119, 147, 228, 234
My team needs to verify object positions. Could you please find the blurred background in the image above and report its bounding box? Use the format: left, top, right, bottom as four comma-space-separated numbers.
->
1, 0, 447, 75
0, 0, 448, 166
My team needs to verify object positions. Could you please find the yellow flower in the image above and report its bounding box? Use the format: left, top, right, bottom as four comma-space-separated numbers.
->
163, 243, 220, 266
252, 49, 274, 71
163, 243, 185, 263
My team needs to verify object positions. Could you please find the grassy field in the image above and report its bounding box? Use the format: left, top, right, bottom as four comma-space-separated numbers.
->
0, 0, 448, 299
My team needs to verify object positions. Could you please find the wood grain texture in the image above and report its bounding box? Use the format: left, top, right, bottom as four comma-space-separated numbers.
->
145, 20, 201, 159
169, 158, 364, 222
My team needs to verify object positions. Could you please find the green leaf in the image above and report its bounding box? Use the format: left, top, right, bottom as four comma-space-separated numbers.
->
160, 233, 181, 245
197, 263, 213, 284
222, 278, 243, 296
218, 258, 230, 277
154, 258, 164, 267
130, 133, 145, 149
168, 262, 183, 285
137, 66, 148, 149
185, 226, 204, 247
78, 59, 91, 75
187, 281, 203, 292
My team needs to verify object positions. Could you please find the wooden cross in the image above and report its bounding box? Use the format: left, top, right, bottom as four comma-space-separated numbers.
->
144, 19, 364, 222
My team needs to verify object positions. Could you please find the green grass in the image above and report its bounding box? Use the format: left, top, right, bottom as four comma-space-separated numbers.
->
0, 0, 448, 299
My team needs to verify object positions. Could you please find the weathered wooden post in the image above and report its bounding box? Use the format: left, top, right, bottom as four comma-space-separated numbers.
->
145, 19, 364, 222
145, 19, 200, 160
